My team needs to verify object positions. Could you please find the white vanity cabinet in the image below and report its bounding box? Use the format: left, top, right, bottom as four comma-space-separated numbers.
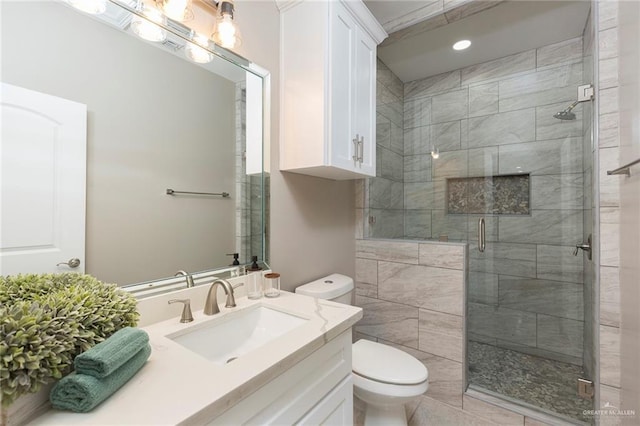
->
279, 0, 387, 180
207, 330, 353, 425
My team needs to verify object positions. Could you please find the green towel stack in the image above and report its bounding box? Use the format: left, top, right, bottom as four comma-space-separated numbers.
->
50, 327, 151, 413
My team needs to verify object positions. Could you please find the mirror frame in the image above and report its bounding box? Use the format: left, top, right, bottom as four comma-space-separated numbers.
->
69, 0, 271, 296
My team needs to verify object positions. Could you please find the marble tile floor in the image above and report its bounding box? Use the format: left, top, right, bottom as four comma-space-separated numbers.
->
468, 341, 593, 423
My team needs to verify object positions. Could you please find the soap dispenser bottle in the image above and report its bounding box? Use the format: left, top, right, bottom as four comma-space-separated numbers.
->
247, 255, 262, 272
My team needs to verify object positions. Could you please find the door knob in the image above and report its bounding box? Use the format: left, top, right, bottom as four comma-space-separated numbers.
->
57, 258, 81, 268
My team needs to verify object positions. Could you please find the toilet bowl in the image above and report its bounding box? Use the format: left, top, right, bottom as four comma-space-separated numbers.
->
296, 274, 428, 426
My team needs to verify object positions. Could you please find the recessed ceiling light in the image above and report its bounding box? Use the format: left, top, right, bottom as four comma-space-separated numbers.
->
453, 40, 471, 51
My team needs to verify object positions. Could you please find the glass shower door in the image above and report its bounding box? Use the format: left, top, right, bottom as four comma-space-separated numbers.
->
462, 83, 595, 421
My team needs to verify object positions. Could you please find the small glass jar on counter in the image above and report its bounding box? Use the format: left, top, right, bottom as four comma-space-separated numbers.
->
263, 273, 280, 298
246, 271, 263, 299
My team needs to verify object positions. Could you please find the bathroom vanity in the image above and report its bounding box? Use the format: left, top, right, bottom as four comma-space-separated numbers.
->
29, 291, 362, 425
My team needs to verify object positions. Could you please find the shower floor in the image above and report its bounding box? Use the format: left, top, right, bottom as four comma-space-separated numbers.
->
468, 341, 593, 423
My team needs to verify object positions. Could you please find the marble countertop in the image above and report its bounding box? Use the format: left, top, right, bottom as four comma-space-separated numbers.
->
30, 292, 362, 425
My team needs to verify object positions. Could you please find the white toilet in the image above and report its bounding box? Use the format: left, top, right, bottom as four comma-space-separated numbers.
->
296, 274, 428, 426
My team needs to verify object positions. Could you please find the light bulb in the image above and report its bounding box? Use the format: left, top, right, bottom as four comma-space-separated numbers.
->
216, 14, 237, 48
67, 0, 106, 14
131, 7, 167, 42
185, 33, 213, 63
161, 0, 192, 22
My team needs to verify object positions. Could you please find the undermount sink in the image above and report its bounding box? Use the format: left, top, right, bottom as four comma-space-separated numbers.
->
167, 306, 308, 365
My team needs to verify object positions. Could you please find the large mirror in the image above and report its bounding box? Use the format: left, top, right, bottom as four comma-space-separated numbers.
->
0, 0, 269, 289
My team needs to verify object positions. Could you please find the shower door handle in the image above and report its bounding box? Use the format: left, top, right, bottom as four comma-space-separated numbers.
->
478, 218, 486, 253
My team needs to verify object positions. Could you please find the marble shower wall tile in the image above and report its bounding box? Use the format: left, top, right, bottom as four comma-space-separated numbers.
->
431, 89, 468, 123
498, 209, 582, 245
404, 154, 432, 183
467, 147, 499, 176
498, 276, 583, 320
405, 209, 432, 239
418, 243, 464, 269
377, 147, 404, 181
431, 210, 468, 240
431, 121, 461, 152
355, 258, 377, 298
404, 126, 431, 156
498, 138, 583, 176
461, 50, 536, 86
356, 239, 419, 264
369, 177, 403, 209
537, 314, 583, 358
600, 325, 621, 387
469, 242, 537, 278
418, 309, 464, 362
499, 62, 582, 112
468, 303, 537, 347
368, 209, 405, 239
355, 295, 419, 349
468, 82, 499, 118
432, 150, 469, 179
378, 261, 464, 315
537, 244, 584, 283
404, 97, 432, 129
530, 174, 583, 209
405, 182, 434, 209
404, 69, 461, 100
467, 109, 536, 148
536, 37, 583, 68
468, 272, 498, 305
600, 266, 620, 327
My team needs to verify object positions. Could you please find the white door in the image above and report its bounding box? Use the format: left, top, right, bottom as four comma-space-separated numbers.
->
1, 83, 87, 275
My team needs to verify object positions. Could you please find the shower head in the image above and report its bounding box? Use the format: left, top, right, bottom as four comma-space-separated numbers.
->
553, 101, 579, 120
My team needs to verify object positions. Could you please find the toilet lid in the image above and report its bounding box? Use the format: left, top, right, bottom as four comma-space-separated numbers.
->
352, 340, 428, 385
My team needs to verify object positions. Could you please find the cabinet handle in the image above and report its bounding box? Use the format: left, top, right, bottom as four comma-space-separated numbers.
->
352, 135, 359, 163
358, 136, 364, 164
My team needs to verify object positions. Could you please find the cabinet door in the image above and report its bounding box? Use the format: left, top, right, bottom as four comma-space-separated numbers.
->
353, 27, 376, 176
329, 2, 358, 172
296, 376, 353, 425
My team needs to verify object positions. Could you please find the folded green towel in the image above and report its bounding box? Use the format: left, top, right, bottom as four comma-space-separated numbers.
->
74, 327, 149, 378
50, 344, 151, 413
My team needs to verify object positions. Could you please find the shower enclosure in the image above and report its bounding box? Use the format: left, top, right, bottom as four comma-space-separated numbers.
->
366, 1, 597, 422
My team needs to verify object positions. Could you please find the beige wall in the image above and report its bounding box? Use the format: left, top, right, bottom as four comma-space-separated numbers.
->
234, 1, 356, 292
617, 0, 640, 419
1, 2, 236, 285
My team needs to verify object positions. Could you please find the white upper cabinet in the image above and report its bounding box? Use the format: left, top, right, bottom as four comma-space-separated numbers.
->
279, 0, 387, 180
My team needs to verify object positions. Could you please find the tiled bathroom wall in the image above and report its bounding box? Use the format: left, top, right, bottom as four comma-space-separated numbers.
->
354, 239, 467, 408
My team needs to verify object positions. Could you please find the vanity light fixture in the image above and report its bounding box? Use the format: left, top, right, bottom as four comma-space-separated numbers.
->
67, 0, 107, 15
185, 31, 214, 63
131, 1, 168, 42
453, 39, 471, 51
211, 0, 241, 49
156, 0, 193, 22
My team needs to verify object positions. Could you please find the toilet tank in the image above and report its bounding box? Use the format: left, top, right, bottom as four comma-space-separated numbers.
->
295, 273, 354, 305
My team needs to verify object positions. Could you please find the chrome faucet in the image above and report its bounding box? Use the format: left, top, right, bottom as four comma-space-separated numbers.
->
175, 270, 195, 288
204, 279, 236, 315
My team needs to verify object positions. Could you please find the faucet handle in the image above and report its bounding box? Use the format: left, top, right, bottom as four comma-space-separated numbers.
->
168, 299, 194, 323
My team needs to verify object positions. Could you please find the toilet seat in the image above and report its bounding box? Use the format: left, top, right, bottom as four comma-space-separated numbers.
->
353, 372, 429, 399
352, 340, 428, 385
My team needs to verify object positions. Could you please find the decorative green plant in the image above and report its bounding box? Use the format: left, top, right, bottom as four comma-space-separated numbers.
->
0, 273, 139, 408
